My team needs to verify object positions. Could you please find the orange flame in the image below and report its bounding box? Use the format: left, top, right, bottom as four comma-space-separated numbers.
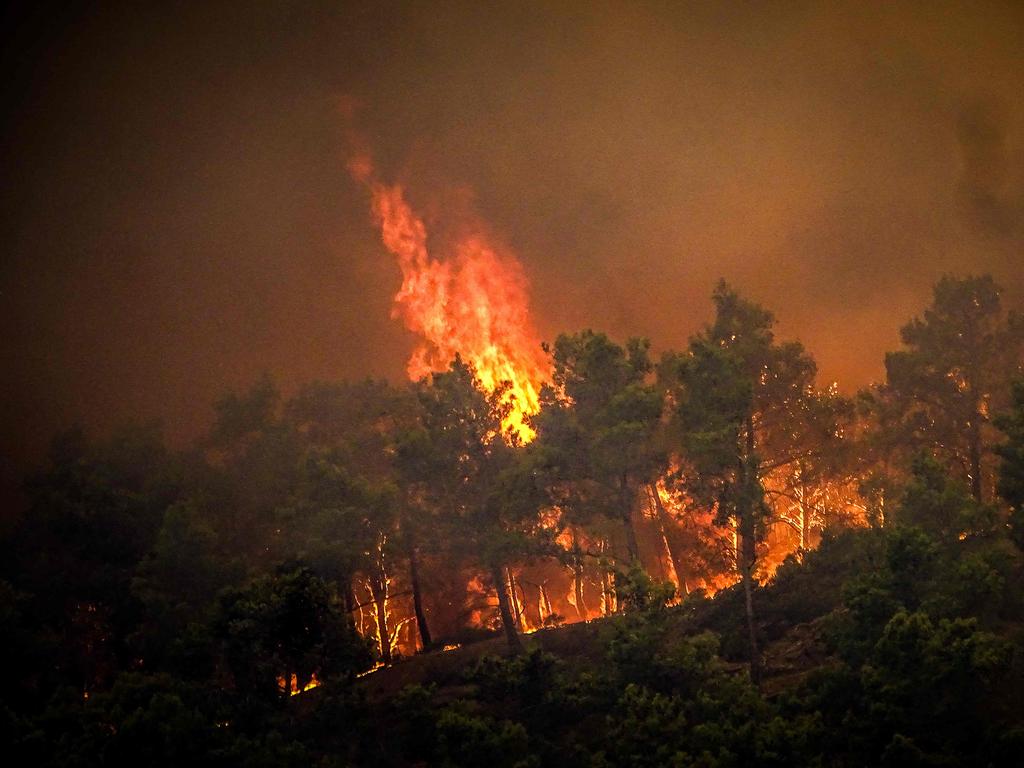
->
349, 152, 548, 440
278, 673, 321, 696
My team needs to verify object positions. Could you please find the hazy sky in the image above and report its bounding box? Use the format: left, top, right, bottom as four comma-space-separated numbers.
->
2, 1, 1022, 501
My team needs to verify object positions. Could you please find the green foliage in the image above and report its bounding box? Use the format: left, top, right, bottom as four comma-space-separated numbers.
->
666, 281, 834, 682
884, 274, 1024, 501
132, 501, 238, 643
8, 447, 1024, 767
761, 532, 873, 626
897, 454, 997, 540
398, 358, 551, 651
4, 423, 182, 704
467, 649, 561, 702
863, 611, 1008, 725
614, 563, 676, 613
278, 443, 399, 600
387, 613, 838, 768
3, 275, 1024, 767
215, 565, 373, 701
534, 330, 665, 563
435, 706, 538, 768
996, 379, 1024, 548
814, 610, 1011, 764
89, 674, 219, 767
391, 683, 439, 758
601, 684, 690, 767
669, 280, 830, 539
400, 359, 522, 559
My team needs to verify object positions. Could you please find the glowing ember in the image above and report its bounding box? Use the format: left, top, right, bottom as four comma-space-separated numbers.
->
356, 662, 386, 678
349, 153, 549, 440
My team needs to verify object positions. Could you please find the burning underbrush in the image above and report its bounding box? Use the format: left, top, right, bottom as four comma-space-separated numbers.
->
347, 476, 867, 662
341, 516, 1024, 767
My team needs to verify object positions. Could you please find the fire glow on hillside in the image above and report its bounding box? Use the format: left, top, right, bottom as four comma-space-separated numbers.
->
341, 140, 871, 662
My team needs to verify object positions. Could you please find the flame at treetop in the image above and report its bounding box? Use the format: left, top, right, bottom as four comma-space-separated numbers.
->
349, 152, 549, 440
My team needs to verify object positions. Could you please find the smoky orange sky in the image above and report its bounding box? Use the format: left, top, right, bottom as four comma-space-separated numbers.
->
2, 1, 1023, 505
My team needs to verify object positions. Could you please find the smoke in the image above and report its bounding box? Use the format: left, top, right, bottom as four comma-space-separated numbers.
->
956, 96, 1018, 236
2, 0, 1024, 509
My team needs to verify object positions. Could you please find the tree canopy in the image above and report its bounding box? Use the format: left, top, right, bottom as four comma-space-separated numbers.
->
5, 275, 1024, 766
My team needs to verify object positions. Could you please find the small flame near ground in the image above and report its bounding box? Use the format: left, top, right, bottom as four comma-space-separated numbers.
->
278, 673, 321, 696
348, 148, 549, 440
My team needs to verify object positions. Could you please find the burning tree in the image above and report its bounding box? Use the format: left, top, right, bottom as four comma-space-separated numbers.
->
533, 331, 666, 571
758, 381, 858, 560
666, 281, 822, 684
399, 358, 549, 653
350, 151, 550, 442
282, 379, 425, 663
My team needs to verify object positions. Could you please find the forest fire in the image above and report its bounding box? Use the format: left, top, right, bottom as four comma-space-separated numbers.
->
349, 152, 549, 441
8, 6, 1024, 765
336, 160, 876, 659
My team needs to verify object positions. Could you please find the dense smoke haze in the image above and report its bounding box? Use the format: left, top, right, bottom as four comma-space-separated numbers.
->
2, 0, 1023, 507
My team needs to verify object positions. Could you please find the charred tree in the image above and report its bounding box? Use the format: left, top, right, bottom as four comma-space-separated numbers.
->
406, 538, 432, 650
492, 565, 524, 654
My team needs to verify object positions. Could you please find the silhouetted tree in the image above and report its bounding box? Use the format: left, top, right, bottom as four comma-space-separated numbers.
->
668, 281, 819, 683
897, 454, 996, 543
851, 384, 914, 526
739, 373, 854, 554
400, 359, 545, 653
11, 423, 178, 697
215, 564, 372, 701
286, 379, 434, 652
885, 275, 1023, 502
205, 376, 303, 562
995, 379, 1024, 548
534, 331, 664, 568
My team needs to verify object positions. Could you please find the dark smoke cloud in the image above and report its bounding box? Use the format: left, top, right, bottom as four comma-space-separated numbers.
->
956, 96, 1019, 235
2, 0, 1023, 509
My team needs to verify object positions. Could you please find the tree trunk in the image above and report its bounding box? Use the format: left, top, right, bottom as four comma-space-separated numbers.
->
571, 535, 587, 619
798, 465, 810, 553
601, 567, 617, 615
649, 482, 683, 593
622, 511, 640, 564
598, 539, 617, 614
508, 568, 527, 631
878, 455, 891, 528
492, 565, 523, 654
742, 414, 762, 685
620, 474, 640, 563
739, 513, 762, 685
539, 582, 553, 624
969, 415, 983, 502
407, 543, 432, 651
369, 547, 392, 664
341, 579, 358, 632
573, 564, 587, 618
370, 578, 391, 665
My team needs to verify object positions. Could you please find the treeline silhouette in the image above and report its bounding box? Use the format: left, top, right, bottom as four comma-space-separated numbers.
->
3, 275, 1024, 766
